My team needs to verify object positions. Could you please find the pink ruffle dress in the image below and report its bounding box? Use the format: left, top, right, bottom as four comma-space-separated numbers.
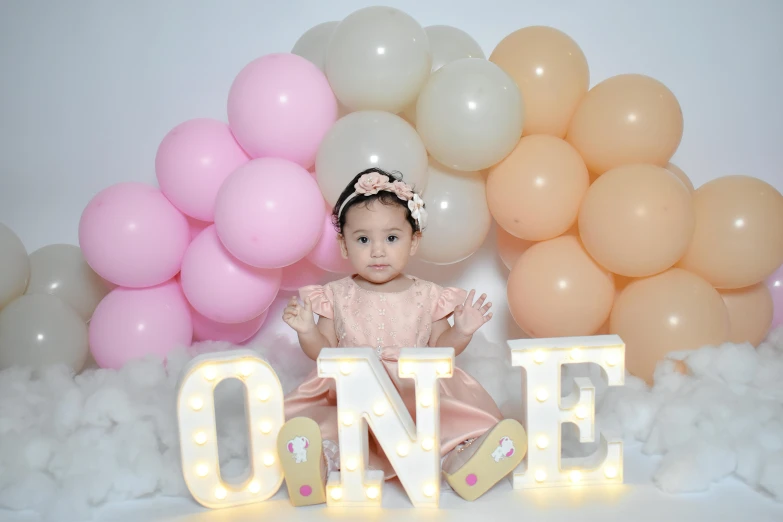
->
284, 275, 503, 478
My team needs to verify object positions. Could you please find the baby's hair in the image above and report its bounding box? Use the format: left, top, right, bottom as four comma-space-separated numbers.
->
332, 168, 423, 235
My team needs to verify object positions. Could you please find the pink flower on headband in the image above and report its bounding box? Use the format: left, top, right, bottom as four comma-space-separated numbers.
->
390, 180, 414, 201
354, 172, 391, 195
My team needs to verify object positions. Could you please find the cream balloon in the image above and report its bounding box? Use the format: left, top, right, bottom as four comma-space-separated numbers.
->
665, 162, 695, 192
25, 244, 110, 321
315, 110, 429, 205
417, 160, 491, 265
719, 283, 773, 347
0, 223, 29, 310
291, 21, 339, 72
496, 226, 534, 271
0, 294, 88, 372
401, 25, 486, 124
416, 58, 524, 171
325, 6, 431, 113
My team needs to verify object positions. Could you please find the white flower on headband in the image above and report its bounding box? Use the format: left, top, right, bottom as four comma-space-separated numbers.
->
408, 193, 427, 230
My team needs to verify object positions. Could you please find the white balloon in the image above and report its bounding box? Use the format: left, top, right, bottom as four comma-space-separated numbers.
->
316, 111, 429, 205
416, 58, 524, 171
25, 244, 110, 321
417, 159, 491, 265
325, 6, 431, 113
291, 21, 339, 72
0, 223, 29, 310
402, 25, 486, 124
0, 294, 88, 372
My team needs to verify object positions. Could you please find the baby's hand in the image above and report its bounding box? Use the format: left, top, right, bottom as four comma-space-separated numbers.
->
453, 290, 493, 336
282, 296, 317, 334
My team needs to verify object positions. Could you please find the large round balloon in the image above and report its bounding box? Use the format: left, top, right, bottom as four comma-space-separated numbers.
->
25, 244, 109, 321
307, 204, 355, 274
325, 6, 431, 113
566, 74, 683, 175
578, 164, 694, 277
401, 25, 485, 123
677, 175, 783, 289
719, 283, 773, 347
0, 294, 88, 372
180, 226, 282, 324
507, 235, 615, 337
89, 279, 193, 370
78, 182, 190, 288
291, 21, 339, 71
215, 158, 325, 269
227, 53, 337, 169
490, 26, 589, 138
315, 111, 428, 205
417, 160, 491, 265
192, 307, 269, 344
416, 58, 524, 171
487, 135, 588, 241
610, 268, 730, 384
155, 118, 249, 222
0, 223, 29, 310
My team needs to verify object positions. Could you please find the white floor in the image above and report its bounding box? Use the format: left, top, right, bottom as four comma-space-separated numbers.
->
3, 443, 782, 522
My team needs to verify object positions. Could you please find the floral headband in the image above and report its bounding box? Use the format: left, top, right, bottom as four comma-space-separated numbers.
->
337, 172, 428, 230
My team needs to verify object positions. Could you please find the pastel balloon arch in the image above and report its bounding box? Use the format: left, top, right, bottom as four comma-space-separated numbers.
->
61, 5, 783, 383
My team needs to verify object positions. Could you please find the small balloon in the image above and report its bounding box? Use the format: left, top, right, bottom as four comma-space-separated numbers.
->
307, 203, 355, 274
610, 268, 730, 384
78, 182, 190, 288
490, 26, 589, 138
765, 264, 783, 332
566, 74, 683, 175
89, 279, 193, 370
507, 235, 615, 338
291, 21, 339, 71
192, 307, 269, 344
719, 283, 773, 347
665, 162, 695, 192
0, 223, 29, 310
282, 258, 327, 292
316, 111, 428, 205
678, 175, 783, 289
417, 159, 491, 265
416, 58, 524, 171
325, 6, 431, 113
496, 226, 534, 271
155, 118, 250, 222
25, 244, 110, 321
0, 294, 88, 372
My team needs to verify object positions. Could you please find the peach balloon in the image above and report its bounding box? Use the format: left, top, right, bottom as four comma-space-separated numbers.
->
665, 162, 694, 192
610, 268, 730, 384
566, 74, 683, 175
677, 176, 783, 289
487, 135, 589, 241
507, 235, 615, 337
719, 283, 773, 347
489, 26, 589, 138
578, 164, 694, 277
496, 226, 534, 270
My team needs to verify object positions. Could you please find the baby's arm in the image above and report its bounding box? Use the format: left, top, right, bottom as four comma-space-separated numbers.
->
299, 317, 338, 361
430, 318, 473, 355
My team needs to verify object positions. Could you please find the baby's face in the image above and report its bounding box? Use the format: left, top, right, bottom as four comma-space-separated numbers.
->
339, 200, 420, 284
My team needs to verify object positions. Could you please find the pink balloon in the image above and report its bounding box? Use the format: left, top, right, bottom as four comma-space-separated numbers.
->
214, 158, 325, 268
79, 183, 190, 288
192, 307, 268, 344
281, 258, 326, 291
181, 225, 282, 323
227, 53, 338, 169
156, 119, 250, 222
766, 263, 783, 331
307, 203, 354, 274
89, 279, 193, 369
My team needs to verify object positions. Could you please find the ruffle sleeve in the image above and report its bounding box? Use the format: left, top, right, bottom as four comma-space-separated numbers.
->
298, 284, 334, 319
431, 285, 468, 321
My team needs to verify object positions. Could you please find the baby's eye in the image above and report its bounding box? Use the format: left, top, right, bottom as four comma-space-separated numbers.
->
387, 235, 398, 243
357, 236, 369, 244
